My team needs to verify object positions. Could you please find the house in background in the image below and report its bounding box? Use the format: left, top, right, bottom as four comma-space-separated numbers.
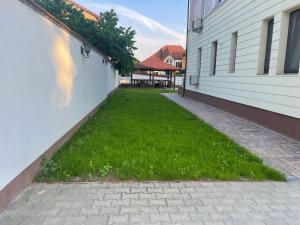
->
182, 0, 300, 141
131, 45, 186, 88
182, 53, 187, 72
65, 0, 100, 21
135, 45, 186, 76
153, 45, 186, 70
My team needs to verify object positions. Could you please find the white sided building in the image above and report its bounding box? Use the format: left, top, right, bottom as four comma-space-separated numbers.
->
183, 0, 300, 141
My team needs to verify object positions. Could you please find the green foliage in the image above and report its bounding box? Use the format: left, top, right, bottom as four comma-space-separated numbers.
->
34, 0, 136, 74
99, 163, 113, 177
36, 157, 70, 182
36, 89, 285, 182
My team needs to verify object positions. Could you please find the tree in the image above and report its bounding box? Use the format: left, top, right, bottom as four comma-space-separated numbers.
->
35, 0, 136, 74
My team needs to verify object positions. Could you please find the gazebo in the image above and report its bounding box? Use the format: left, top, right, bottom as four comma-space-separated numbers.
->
133, 56, 178, 88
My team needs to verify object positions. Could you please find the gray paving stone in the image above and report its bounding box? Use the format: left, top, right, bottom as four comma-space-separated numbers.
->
170, 213, 191, 222
64, 216, 86, 225
99, 207, 120, 216
157, 193, 174, 199
189, 212, 212, 222
19, 216, 45, 225
111, 199, 130, 207
131, 188, 147, 194
158, 206, 178, 214
182, 222, 204, 225
130, 214, 149, 224
43, 217, 65, 225
120, 207, 139, 215
1, 181, 300, 225
79, 208, 100, 216
149, 199, 167, 207
178, 206, 197, 214
140, 193, 156, 199
131, 199, 149, 207
58, 208, 81, 217
114, 188, 130, 194
167, 199, 185, 206
148, 188, 164, 194
85, 215, 108, 225
150, 213, 170, 223
93, 200, 112, 208
122, 193, 139, 200
140, 206, 159, 214
108, 214, 129, 224
0, 216, 24, 225
104, 193, 121, 200
154, 182, 170, 188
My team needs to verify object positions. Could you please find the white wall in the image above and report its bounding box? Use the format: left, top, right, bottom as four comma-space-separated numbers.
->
186, 0, 300, 119
0, 0, 118, 190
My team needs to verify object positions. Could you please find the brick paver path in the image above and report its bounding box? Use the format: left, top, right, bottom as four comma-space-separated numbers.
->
1, 181, 300, 225
162, 93, 300, 180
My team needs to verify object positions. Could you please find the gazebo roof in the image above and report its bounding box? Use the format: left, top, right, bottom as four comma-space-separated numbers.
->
135, 56, 178, 71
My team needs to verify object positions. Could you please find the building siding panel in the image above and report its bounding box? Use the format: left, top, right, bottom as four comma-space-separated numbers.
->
186, 0, 300, 119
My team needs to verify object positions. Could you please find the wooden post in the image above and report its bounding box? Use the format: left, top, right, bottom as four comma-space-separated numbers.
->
173, 72, 176, 90
169, 71, 172, 88
166, 71, 169, 88
152, 71, 155, 87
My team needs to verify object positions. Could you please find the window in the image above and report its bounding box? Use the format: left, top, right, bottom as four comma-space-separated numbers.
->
285, 9, 300, 73
257, 17, 275, 75
203, 0, 225, 17
210, 41, 218, 75
264, 19, 274, 74
229, 32, 238, 73
197, 48, 202, 77
175, 62, 182, 68
166, 58, 172, 64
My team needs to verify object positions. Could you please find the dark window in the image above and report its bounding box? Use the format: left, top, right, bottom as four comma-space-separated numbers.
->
211, 41, 218, 75
197, 48, 202, 76
264, 19, 274, 74
176, 62, 182, 68
285, 9, 300, 73
229, 32, 238, 73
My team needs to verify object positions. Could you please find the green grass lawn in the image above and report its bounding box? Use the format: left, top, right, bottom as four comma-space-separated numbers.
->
37, 89, 285, 182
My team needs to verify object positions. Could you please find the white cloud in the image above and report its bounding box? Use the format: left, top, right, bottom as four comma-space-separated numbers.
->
85, 2, 186, 60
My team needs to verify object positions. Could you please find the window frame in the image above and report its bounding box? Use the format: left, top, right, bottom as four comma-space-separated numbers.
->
175, 61, 182, 68
264, 18, 274, 74
197, 47, 202, 77
284, 9, 300, 74
229, 32, 238, 73
210, 41, 218, 75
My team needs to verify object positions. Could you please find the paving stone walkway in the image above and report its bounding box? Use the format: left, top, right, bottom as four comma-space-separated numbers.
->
1, 181, 300, 225
163, 93, 300, 180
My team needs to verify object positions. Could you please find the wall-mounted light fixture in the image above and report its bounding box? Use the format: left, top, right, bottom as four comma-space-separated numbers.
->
102, 56, 109, 64
81, 42, 91, 58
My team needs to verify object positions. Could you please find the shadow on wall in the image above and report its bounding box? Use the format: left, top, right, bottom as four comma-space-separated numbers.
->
52, 32, 77, 108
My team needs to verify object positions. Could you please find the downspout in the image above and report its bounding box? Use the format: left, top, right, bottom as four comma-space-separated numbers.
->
182, 0, 190, 97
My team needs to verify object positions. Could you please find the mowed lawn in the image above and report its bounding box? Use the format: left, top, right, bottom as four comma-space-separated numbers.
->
37, 89, 285, 182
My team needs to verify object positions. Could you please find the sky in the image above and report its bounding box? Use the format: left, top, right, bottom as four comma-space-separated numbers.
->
76, 0, 188, 61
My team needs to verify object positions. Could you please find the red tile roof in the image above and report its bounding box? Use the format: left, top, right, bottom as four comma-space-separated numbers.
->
136, 56, 178, 71
153, 45, 186, 60
135, 45, 185, 71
